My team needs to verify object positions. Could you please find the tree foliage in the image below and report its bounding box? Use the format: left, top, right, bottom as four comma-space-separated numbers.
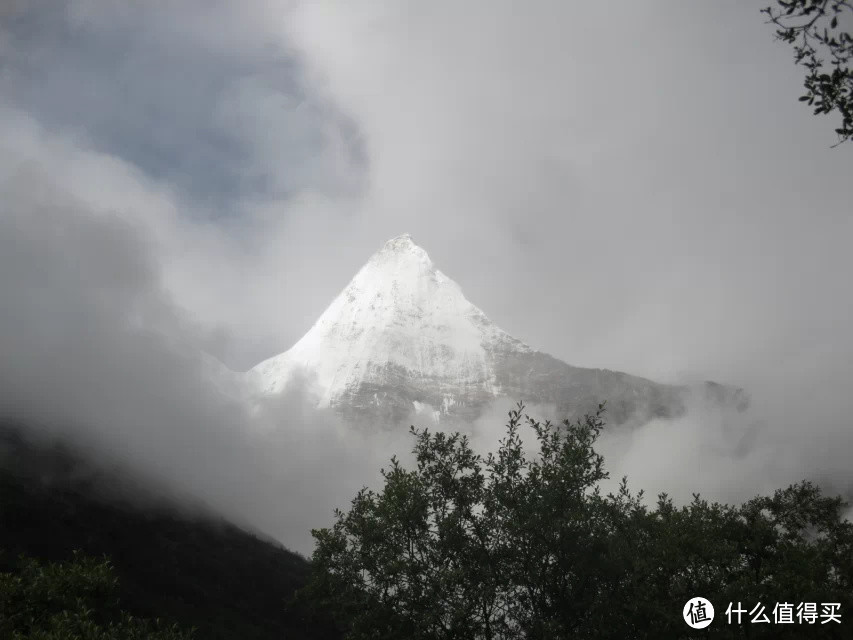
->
763, 0, 853, 145
306, 403, 853, 639
0, 551, 194, 639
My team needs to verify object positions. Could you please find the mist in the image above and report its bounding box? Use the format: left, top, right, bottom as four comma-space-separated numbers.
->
1, 1, 852, 556
0, 161, 412, 555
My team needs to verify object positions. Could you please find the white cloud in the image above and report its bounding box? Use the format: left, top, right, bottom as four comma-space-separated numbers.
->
0, 0, 850, 557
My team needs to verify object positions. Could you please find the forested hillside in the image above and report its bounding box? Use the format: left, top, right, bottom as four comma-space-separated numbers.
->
0, 427, 337, 640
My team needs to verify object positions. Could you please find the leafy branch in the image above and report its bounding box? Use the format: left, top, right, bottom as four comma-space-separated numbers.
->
763, 0, 853, 145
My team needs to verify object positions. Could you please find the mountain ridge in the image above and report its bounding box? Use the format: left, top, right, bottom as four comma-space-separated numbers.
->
249, 235, 748, 427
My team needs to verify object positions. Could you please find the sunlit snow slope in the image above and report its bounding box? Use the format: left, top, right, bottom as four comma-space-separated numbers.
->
249, 234, 747, 427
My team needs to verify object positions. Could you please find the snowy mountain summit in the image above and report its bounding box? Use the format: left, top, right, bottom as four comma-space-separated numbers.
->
250, 234, 747, 427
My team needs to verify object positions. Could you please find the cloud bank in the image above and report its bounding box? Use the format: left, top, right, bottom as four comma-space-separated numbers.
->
1, 1, 851, 553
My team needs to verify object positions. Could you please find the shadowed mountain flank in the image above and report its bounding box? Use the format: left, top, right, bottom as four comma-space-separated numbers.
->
0, 426, 338, 640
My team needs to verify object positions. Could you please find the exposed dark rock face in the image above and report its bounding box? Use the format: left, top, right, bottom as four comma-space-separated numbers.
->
333, 348, 748, 429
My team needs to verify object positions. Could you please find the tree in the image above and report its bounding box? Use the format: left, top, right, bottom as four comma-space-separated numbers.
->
305, 403, 853, 639
0, 551, 194, 639
763, 0, 853, 145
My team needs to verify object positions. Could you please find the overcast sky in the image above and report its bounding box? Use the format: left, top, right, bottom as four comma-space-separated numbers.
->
1, 1, 851, 553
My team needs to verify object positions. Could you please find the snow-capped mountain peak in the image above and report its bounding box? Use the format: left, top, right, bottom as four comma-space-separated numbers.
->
249, 235, 747, 427
249, 234, 529, 410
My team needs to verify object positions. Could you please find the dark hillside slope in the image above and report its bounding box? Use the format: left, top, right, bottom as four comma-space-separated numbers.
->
0, 427, 337, 640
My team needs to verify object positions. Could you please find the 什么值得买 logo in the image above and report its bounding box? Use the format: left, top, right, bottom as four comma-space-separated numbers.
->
683, 597, 715, 629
